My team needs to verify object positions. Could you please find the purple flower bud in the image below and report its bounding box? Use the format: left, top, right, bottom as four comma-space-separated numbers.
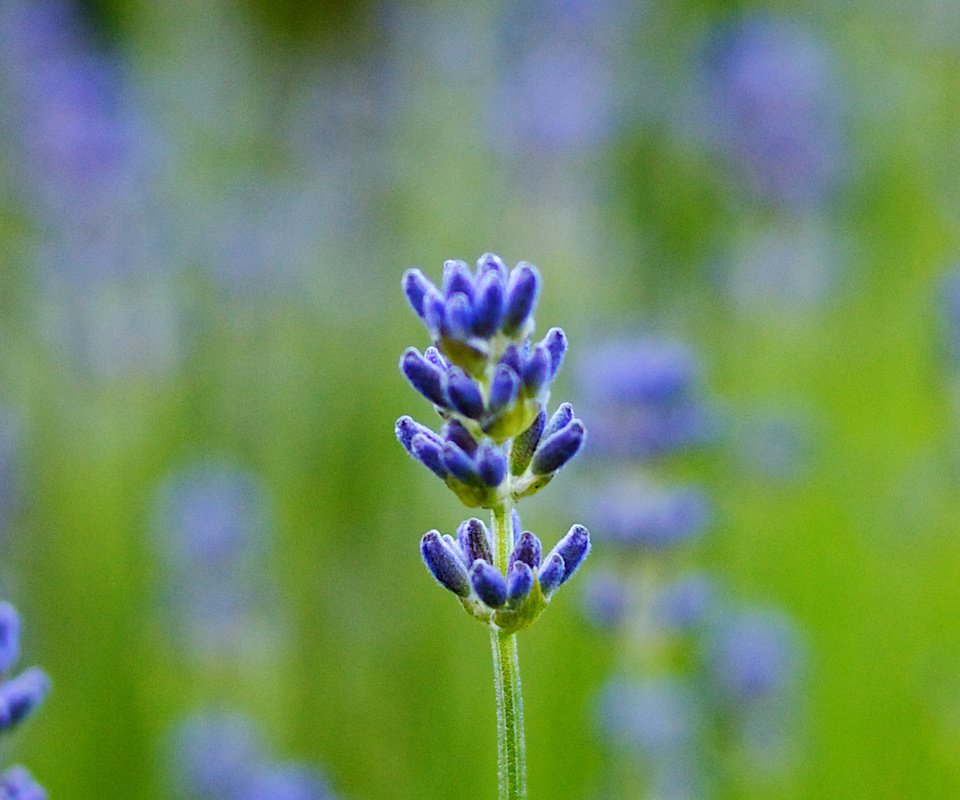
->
582, 571, 629, 628
476, 444, 507, 487
0, 667, 50, 733
542, 402, 574, 440
510, 531, 542, 570
442, 259, 475, 300
420, 531, 471, 597
402, 269, 436, 319
423, 346, 448, 370
395, 416, 440, 455
531, 419, 585, 475
507, 562, 534, 605
443, 292, 474, 340
498, 344, 523, 376
410, 434, 448, 479
445, 368, 484, 419
472, 269, 506, 337
502, 263, 541, 336
470, 561, 508, 608
0, 766, 46, 800
547, 524, 590, 584
457, 518, 493, 565
476, 252, 508, 282
537, 552, 566, 596
442, 534, 466, 566
441, 441, 481, 485
543, 327, 567, 379
400, 348, 448, 408
441, 419, 478, 456
0, 603, 20, 675
521, 345, 550, 394
510, 409, 545, 475
422, 288, 447, 336
488, 365, 520, 416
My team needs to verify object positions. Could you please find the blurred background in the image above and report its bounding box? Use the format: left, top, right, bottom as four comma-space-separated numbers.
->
1, 0, 960, 797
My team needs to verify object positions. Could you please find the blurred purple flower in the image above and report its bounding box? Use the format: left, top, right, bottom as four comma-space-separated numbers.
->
701, 13, 846, 210
239, 764, 333, 800
0, 602, 49, 796
593, 481, 710, 552
578, 338, 713, 460
721, 218, 843, 315
492, 0, 637, 155
152, 461, 276, 656
598, 676, 702, 758
172, 712, 262, 799
0, 0, 184, 380
172, 712, 335, 800
582, 570, 631, 629
707, 607, 802, 703
654, 573, 715, 631
939, 267, 960, 368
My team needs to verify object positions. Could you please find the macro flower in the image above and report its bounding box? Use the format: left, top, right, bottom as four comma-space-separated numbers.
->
397, 254, 590, 799
397, 254, 590, 631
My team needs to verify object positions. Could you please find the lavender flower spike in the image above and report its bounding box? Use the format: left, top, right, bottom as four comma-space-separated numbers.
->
421, 531, 471, 597
545, 524, 591, 584
397, 254, 590, 800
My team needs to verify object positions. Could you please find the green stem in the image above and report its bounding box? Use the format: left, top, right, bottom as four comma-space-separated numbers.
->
491, 505, 526, 800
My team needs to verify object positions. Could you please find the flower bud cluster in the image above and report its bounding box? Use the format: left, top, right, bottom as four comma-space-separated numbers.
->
0, 602, 50, 799
397, 254, 590, 631
420, 518, 589, 634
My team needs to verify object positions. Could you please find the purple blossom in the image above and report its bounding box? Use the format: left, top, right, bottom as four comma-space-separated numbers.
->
653, 573, 715, 631
578, 338, 712, 460
707, 607, 802, 703
582, 570, 630, 629
491, 0, 636, 155
701, 13, 846, 209
593, 481, 710, 551
152, 461, 276, 655
171, 711, 336, 800
598, 677, 702, 757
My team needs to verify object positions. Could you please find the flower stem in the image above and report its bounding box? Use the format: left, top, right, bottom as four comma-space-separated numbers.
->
491, 505, 526, 800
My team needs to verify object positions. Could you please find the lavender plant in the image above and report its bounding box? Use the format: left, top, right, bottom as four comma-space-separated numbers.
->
0, 602, 50, 799
577, 336, 805, 797
396, 254, 590, 799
